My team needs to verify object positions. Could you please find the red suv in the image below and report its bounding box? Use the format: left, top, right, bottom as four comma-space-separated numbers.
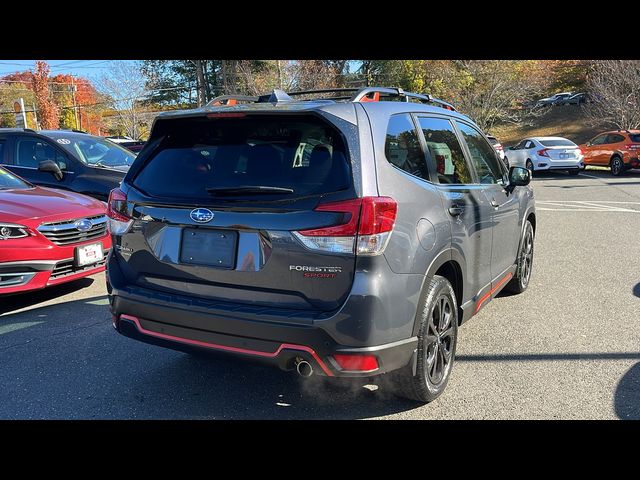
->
580, 130, 640, 176
0, 166, 112, 295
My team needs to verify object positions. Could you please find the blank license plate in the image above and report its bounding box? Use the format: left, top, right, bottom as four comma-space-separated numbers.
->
180, 228, 237, 269
76, 243, 104, 267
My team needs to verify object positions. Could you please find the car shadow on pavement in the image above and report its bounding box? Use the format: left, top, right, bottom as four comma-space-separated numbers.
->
0, 278, 95, 315
120, 352, 422, 420
614, 362, 640, 420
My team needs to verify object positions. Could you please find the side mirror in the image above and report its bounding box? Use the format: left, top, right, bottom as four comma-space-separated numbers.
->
506, 166, 531, 193
38, 160, 63, 181
585, 142, 591, 147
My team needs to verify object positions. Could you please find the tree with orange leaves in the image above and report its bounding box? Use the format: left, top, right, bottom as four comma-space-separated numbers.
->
32, 61, 59, 130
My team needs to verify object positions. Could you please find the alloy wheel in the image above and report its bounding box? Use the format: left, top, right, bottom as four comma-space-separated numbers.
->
424, 295, 455, 385
519, 225, 534, 288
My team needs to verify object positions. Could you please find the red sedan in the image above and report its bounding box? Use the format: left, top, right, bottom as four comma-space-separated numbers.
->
0, 166, 112, 295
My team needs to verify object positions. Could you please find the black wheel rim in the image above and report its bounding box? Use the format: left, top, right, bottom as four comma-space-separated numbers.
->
520, 226, 534, 287
612, 159, 621, 175
425, 295, 455, 385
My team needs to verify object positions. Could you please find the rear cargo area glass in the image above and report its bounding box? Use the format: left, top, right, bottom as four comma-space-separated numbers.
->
133, 115, 351, 200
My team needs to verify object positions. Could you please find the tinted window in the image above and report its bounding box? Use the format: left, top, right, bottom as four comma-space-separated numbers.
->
456, 121, 504, 185
591, 134, 607, 145
0, 140, 4, 164
133, 115, 351, 200
384, 114, 429, 181
514, 139, 527, 149
15, 138, 67, 169
0, 166, 30, 189
47, 135, 135, 168
606, 134, 625, 144
539, 138, 577, 147
524, 140, 535, 149
417, 116, 472, 184
629, 134, 640, 143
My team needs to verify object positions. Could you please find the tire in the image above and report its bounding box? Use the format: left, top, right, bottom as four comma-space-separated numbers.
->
391, 275, 458, 403
526, 159, 534, 174
568, 169, 580, 176
505, 220, 535, 294
610, 156, 625, 176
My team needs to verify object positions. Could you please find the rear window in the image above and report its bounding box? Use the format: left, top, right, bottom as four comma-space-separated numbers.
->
538, 139, 576, 147
133, 115, 351, 200
628, 134, 640, 143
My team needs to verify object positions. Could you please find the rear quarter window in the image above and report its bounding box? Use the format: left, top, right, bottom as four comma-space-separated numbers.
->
132, 115, 352, 200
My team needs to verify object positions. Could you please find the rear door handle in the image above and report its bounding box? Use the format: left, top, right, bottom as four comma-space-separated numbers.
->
448, 204, 465, 216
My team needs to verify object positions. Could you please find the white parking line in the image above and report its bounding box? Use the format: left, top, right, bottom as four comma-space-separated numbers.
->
537, 200, 640, 213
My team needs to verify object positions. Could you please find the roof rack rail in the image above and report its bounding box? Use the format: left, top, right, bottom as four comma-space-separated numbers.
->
205, 87, 456, 111
72, 129, 87, 134
207, 90, 293, 107
23, 128, 37, 133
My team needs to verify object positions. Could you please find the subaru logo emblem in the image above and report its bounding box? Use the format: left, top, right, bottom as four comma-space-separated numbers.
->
74, 219, 93, 232
190, 208, 214, 223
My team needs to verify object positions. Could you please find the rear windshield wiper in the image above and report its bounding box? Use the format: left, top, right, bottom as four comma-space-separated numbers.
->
206, 186, 294, 196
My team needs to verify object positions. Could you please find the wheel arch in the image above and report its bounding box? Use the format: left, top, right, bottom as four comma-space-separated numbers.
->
413, 249, 465, 334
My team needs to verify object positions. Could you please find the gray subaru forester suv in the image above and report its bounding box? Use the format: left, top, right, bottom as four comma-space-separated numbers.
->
106, 87, 535, 402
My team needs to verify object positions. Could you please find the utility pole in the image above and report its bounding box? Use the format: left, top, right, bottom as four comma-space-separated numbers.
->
71, 76, 80, 130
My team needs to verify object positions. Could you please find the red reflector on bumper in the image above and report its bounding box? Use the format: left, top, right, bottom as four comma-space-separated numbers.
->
333, 354, 379, 371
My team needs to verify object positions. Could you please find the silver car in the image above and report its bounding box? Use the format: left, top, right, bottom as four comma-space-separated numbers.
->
504, 137, 584, 175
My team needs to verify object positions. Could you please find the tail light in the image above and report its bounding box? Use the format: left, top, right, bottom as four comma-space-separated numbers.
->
576, 148, 583, 156
333, 354, 379, 372
537, 149, 550, 157
292, 196, 398, 256
107, 188, 133, 235
625, 144, 640, 150
495, 144, 504, 151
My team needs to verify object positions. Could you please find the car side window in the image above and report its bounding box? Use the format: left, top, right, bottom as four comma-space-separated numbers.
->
416, 116, 472, 185
524, 140, 535, 149
0, 140, 5, 164
606, 134, 624, 144
591, 134, 607, 145
455, 121, 504, 185
384, 114, 430, 181
15, 138, 68, 170
514, 140, 527, 150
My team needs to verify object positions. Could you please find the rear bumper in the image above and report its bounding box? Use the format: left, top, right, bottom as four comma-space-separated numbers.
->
111, 299, 417, 377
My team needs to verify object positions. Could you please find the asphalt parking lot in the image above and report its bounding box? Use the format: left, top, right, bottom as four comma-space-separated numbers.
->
1, 168, 639, 419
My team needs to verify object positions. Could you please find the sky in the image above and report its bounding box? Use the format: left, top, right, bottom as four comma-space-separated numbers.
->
0, 60, 139, 79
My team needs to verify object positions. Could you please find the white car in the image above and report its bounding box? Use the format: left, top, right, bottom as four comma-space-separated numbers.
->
504, 137, 584, 175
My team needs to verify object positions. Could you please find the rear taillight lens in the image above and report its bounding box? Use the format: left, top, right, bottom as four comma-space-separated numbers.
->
333, 354, 379, 372
107, 188, 133, 235
576, 148, 583, 156
292, 196, 398, 256
495, 144, 504, 151
537, 149, 550, 157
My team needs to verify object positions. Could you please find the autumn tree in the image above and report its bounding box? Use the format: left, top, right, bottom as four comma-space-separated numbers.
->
0, 80, 36, 128
583, 60, 640, 130
32, 61, 59, 129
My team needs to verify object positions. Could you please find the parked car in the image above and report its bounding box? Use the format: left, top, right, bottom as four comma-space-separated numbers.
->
504, 137, 584, 175
105, 136, 146, 153
0, 129, 135, 201
536, 92, 574, 106
560, 92, 587, 105
486, 134, 506, 164
0, 166, 112, 295
579, 130, 640, 176
107, 87, 535, 403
